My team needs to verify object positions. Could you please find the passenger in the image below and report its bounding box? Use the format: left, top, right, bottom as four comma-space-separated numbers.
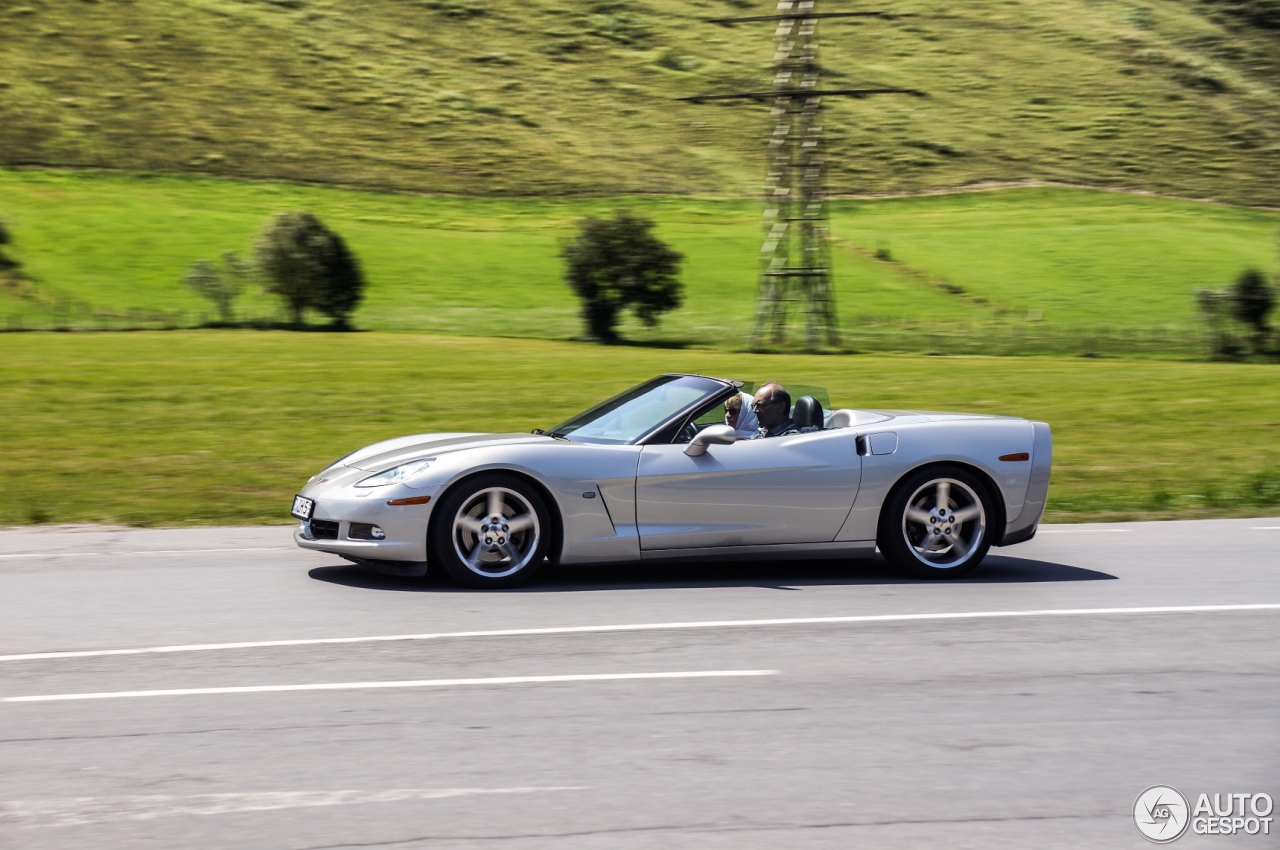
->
750, 382, 799, 439
724, 391, 759, 439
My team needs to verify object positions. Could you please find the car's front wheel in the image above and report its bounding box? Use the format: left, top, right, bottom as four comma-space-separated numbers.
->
878, 465, 994, 580
431, 473, 552, 589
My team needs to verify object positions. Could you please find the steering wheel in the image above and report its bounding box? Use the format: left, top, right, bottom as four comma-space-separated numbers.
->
674, 421, 698, 444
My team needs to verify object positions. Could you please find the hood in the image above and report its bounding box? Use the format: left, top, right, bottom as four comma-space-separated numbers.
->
341, 432, 554, 472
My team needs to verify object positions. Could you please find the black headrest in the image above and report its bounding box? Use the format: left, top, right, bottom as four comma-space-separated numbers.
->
793, 395, 824, 430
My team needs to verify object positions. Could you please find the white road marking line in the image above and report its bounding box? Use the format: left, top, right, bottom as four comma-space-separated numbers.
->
2, 670, 778, 703
1038, 529, 1131, 533
3, 787, 585, 829
1250, 526, 1280, 530
0, 547, 288, 560
3, 604, 1279, 664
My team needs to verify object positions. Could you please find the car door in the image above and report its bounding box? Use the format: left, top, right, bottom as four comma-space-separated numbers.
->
635, 429, 862, 550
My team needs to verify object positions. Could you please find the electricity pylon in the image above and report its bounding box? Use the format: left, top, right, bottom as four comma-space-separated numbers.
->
680, 1, 923, 348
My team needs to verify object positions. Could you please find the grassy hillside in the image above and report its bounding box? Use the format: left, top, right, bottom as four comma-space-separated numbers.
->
1, 332, 1277, 527
2, 171, 1278, 352
0, 0, 1278, 203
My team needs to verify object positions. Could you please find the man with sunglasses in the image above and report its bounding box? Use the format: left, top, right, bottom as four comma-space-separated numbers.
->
749, 382, 799, 439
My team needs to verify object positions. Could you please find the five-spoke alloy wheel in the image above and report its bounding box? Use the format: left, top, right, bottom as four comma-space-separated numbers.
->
878, 465, 995, 579
431, 473, 553, 588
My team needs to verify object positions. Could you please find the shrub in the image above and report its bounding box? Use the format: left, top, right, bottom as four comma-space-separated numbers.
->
588, 2, 652, 44
1197, 287, 1244, 358
421, 0, 485, 17
183, 252, 249, 324
657, 50, 703, 72
1196, 267, 1276, 358
254, 212, 366, 329
1201, 0, 1280, 29
1231, 268, 1274, 352
561, 210, 683, 343
0, 218, 17, 271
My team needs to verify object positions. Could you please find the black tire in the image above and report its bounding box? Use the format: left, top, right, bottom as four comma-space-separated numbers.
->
430, 473, 553, 589
877, 464, 996, 580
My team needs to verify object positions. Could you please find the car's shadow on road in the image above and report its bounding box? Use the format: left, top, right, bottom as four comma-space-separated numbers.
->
307, 554, 1116, 593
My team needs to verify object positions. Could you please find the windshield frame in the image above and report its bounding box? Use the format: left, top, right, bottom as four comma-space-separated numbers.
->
548, 374, 738, 446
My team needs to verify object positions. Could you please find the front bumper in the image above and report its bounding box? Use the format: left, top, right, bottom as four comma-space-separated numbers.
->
292, 484, 439, 562
294, 522, 426, 560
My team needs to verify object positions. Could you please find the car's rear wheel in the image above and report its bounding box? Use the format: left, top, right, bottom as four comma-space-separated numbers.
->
878, 465, 994, 580
431, 473, 551, 589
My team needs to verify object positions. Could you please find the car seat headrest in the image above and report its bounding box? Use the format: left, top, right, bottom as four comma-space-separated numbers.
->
793, 395, 824, 430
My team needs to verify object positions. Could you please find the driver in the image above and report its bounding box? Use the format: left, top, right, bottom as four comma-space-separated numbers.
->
750, 382, 799, 439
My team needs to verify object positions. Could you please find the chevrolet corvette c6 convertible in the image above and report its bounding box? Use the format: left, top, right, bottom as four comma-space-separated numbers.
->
292, 374, 1051, 587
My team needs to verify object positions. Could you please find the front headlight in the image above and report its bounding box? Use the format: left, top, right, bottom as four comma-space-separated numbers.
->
355, 458, 435, 488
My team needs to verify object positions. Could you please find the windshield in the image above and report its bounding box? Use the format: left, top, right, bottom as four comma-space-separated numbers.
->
549, 375, 730, 444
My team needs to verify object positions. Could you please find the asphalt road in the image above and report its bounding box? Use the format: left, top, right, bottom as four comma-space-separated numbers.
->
1, 517, 1278, 849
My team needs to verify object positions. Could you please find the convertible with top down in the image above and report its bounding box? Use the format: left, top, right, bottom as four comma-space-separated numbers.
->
291, 374, 1052, 587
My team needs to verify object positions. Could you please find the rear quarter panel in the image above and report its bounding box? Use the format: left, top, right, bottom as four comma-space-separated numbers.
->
835, 418, 1037, 542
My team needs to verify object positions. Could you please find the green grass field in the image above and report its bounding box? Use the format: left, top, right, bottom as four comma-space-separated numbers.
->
2, 2, 1277, 534
2, 0, 1278, 203
1, 331, 1276, 528
3, 171, 1278, 352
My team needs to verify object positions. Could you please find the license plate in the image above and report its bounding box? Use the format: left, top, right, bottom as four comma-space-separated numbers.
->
290, 495, 315, 521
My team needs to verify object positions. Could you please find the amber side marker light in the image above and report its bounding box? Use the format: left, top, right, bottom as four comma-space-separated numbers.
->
387, 495, 433, 506
998, 452, 1030, 462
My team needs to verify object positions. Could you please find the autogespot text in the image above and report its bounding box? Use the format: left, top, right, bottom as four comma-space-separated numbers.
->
1192, 793, 1273, 836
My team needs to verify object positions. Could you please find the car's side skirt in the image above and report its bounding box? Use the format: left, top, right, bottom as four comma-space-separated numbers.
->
638, 540, 877, 563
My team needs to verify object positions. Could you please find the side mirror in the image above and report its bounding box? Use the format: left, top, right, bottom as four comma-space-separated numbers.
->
684, 424, 738, 457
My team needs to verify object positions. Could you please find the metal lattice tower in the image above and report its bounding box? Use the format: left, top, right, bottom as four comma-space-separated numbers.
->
681, 2, 923, 349
760, 3, 831, 347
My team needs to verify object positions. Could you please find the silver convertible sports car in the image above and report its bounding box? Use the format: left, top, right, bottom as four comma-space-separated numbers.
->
292, 374, 1051, 588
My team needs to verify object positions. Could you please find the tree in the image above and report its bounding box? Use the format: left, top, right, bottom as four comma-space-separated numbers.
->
1230, 268, 1274, 354
1197, 268, 1277, 359
561, 210, 683, 343
1196, 287, 1241, 358
254, 212, 366, 328
0, 218, 18, 272
183, 252, 249, 324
